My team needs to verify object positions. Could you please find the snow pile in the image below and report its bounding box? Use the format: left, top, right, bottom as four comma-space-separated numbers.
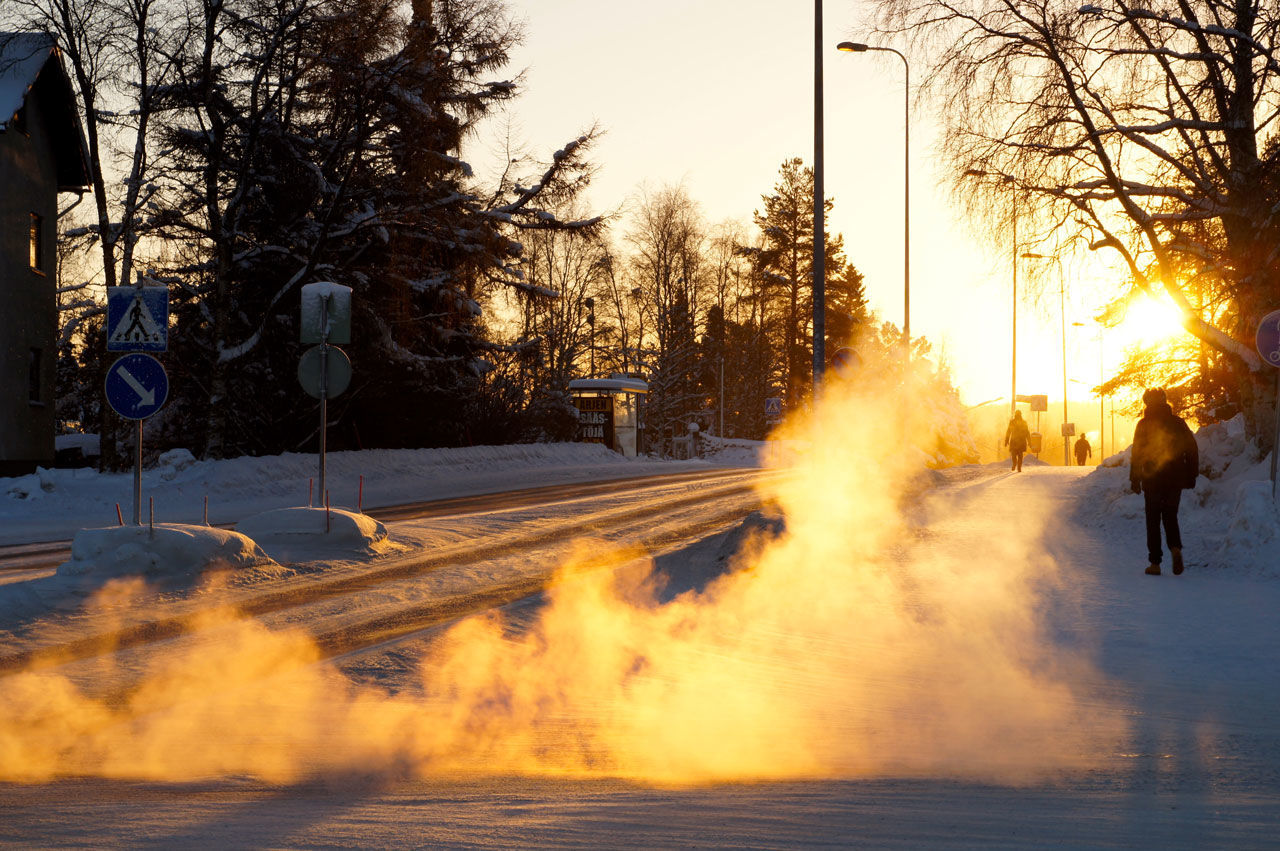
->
1214, 480, 1280, 574
3, 467, 56, 500
697, 436, 769, 466
58, 524, 277, 582
1196, 414, 1253, 479
1076, 414, 1280, 577
236, 507, 394, 562
155, 448, 199, 481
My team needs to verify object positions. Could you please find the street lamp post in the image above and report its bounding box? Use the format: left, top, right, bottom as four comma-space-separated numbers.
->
814, 1, 826, 390
629, 287, 644, 375
584, 296, 596, 378
837, 41, 910, 354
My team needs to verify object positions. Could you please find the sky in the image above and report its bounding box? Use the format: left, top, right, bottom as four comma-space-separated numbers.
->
467, 0, 1186, 421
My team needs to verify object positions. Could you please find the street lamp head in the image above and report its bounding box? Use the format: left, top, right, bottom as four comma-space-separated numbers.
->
837, 41, 869, 52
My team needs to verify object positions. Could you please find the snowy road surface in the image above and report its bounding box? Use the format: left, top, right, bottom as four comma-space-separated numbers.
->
2, 463, 1279, 847
0, 468, 768, 670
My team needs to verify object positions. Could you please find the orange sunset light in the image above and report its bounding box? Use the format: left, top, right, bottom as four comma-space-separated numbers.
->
1110, 293, 1187, 352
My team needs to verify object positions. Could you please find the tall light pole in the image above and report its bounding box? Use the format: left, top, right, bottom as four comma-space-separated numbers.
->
813, 0, 826, 392
584, 296, 596, 378
965, 170, 1018, 418
837, 41, 910, 354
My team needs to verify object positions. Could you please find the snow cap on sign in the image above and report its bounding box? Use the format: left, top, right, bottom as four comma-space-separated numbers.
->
300, 281, 353, 344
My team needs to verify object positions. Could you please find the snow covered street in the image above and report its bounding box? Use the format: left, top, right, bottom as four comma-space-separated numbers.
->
2, 450, 1278, 847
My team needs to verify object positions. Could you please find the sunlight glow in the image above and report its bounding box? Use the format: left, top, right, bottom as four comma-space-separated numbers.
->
1110, 293, 1185, 351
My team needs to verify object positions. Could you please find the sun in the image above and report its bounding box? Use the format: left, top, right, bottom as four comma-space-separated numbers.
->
1110, 293, 1186, 350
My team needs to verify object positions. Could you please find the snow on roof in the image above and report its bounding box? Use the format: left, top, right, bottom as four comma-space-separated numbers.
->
568, 377, 649, 394
0, 32, 55, 130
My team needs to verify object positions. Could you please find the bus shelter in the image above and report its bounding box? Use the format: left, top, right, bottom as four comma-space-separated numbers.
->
568, 376, 648, 457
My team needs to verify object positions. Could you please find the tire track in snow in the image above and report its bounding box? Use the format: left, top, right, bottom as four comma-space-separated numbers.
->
0, 471, 771, 676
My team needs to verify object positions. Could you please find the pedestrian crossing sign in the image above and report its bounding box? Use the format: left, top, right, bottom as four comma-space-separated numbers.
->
107, 286, 169, 352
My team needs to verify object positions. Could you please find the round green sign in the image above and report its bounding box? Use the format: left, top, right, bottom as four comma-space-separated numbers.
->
297, 344, 352, 399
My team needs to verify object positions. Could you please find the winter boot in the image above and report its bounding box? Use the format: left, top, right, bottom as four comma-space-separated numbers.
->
1145, 563, 1161, 576
1171, 548, 1184, 575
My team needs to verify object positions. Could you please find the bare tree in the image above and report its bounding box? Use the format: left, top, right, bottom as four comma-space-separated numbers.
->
624, 183, 708, 449
512, 200, 610, 388
875, 0, 1280, 448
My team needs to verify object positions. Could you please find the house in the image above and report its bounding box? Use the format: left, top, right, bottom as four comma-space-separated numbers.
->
0, 33, 92, 477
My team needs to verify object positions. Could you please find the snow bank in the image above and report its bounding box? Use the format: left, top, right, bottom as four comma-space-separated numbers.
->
1214, 480, 1280, 575
235, 507, 394, 562
1195, 414, 1254, 480
58, 523, 277, 581
1077, 414, 1279, 578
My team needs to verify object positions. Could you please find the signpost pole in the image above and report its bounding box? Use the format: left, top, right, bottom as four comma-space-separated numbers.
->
318, 296, 329, 508
1252, 308, 1280, 502
1271, 371, 1279, 500
132, 417, 141, 524
299, 282, 352, 502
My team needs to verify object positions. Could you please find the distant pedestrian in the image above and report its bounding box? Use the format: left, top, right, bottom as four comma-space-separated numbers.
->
1004, 410, 1031, 472
1129, 388, 1199, 576
1074, 435, 1092, 466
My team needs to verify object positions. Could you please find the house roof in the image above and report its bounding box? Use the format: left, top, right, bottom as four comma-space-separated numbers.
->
568, 377, 650, 395
0, 32, 92, 191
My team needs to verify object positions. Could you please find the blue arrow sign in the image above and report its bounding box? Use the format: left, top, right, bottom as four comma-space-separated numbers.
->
832, 346, 862, 379
107, 286, 169, 352
105, 353, 169, 419
1257, 309, 1280, 369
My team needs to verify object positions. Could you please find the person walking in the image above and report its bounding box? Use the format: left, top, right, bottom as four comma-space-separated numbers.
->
1129, 388, 1199, 576
1004, 410, 1031, 472
1074, 434, 1092, 466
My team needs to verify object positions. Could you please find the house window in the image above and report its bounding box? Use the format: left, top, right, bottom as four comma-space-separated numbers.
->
28, 348, 42, 403
29, 213, 43, 272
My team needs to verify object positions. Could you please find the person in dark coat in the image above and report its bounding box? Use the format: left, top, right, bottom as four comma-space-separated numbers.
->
1129, 388, 1199, 575
1004, 410, 1031, 472
1074, 435, 1092, 466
